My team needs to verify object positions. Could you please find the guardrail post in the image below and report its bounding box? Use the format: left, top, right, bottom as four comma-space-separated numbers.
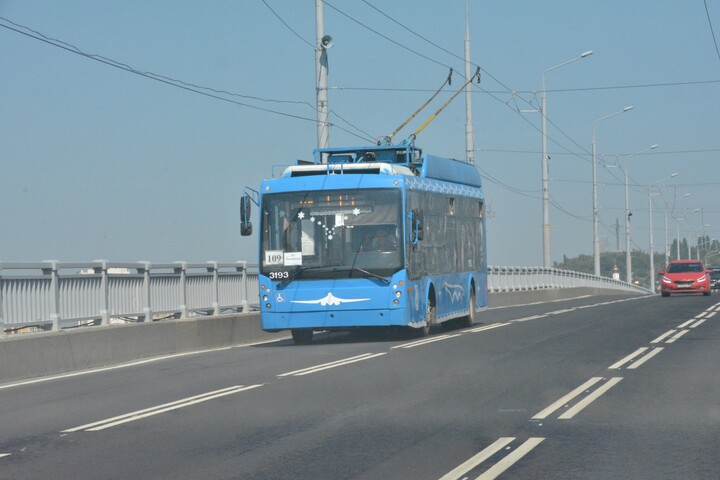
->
96, 260, 110, 326
0, 266, 4, 335
208, 262, 220, 316
43, 260, 61, 331
175, 262, 188, 318
239, 261, 248, 313
138, 262, 152, 322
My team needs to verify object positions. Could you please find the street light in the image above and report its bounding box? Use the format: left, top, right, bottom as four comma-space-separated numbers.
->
540, 50, 593, 268
618, 144, 659, 284
673, 193, 692, 260
592, 105, 633, 276
648, 172, 678, 293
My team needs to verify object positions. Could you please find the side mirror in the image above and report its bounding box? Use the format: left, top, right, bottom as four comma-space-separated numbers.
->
240, 194, 252, 236
658, 271, 665, 276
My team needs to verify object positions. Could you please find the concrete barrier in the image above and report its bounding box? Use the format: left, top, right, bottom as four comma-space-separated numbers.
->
0, 287, 644, 385
0, 313, 286, 385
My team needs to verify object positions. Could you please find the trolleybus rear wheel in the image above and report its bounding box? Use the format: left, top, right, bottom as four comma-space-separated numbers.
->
457, 288, 475, 328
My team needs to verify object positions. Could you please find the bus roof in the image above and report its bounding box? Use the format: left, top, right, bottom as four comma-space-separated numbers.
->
288, 144, 483, 188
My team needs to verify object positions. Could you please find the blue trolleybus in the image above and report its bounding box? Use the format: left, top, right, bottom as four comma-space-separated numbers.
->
241, 142, 487, 344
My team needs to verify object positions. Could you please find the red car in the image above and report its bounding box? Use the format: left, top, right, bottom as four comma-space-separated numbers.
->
659, 260, 712, 297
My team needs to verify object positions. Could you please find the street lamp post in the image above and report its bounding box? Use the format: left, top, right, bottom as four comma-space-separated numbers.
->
672, 193, 692, 260
615, 144, 659, 284
541, 50, 592, 268
592, 106, 633, 276
648, 172, 678, 293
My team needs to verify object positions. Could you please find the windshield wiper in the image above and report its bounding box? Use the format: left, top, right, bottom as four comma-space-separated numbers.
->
349, 267, 391, 285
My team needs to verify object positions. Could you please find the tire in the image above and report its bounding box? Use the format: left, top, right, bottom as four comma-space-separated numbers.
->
457, 288, 476, 329
291, 329, 313, 345
416, 294, 436, 337
661, 292, 670, 297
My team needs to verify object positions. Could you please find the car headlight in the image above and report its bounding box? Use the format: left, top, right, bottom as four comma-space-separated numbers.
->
662, 276, 672, 284
698, 275, 707, 282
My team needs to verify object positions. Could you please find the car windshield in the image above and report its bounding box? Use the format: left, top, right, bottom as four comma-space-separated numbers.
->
666, 262, 704, 273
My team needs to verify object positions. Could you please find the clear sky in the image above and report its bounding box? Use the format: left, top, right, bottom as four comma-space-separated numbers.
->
1, 1, 719, 267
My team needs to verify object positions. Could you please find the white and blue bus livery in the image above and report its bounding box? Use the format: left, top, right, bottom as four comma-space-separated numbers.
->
241, 142, 487, 344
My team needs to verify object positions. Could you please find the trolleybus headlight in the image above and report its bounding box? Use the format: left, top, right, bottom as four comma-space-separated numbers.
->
395, 291, 402, 298
393, 299, 400, 305
265, 303, 272, 309
263, 295, 269, 301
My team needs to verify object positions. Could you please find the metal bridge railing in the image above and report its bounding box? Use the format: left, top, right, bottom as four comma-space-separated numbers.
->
486, 265, 652, 295
1, 261, 258, 333
1, 261, 648, 334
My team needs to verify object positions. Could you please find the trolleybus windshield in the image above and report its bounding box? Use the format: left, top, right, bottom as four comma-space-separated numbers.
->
260, 189, 403, 281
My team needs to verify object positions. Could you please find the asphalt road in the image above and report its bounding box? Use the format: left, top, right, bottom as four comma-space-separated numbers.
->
1, 292, 718, 479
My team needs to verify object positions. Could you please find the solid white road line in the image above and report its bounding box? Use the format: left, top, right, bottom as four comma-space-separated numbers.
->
511, 315, 547, 323
475, 437, 545, 480
392, 334, 462, 350
0, 347, 234, 391
63, 384, 262, 432
665, 330, 689, 344
438, 437, 515, 480
277, 353, 387, 377
485, 294, 592, 310
532, 377, 604, 420
627, 348, 664, 369
608, 347, 649, 369
651, 330, 677, 344
558, 377, 622, 419
467, 323, 510, 332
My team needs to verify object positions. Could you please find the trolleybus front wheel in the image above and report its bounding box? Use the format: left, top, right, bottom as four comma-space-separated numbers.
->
416, 294, 436, 337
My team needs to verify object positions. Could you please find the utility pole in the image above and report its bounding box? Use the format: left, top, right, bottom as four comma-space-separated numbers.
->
315, 0, 330, 149
464, 0, 475, 164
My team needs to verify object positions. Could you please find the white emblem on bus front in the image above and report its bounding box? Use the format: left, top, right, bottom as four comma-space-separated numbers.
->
291, 292, 370, 306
